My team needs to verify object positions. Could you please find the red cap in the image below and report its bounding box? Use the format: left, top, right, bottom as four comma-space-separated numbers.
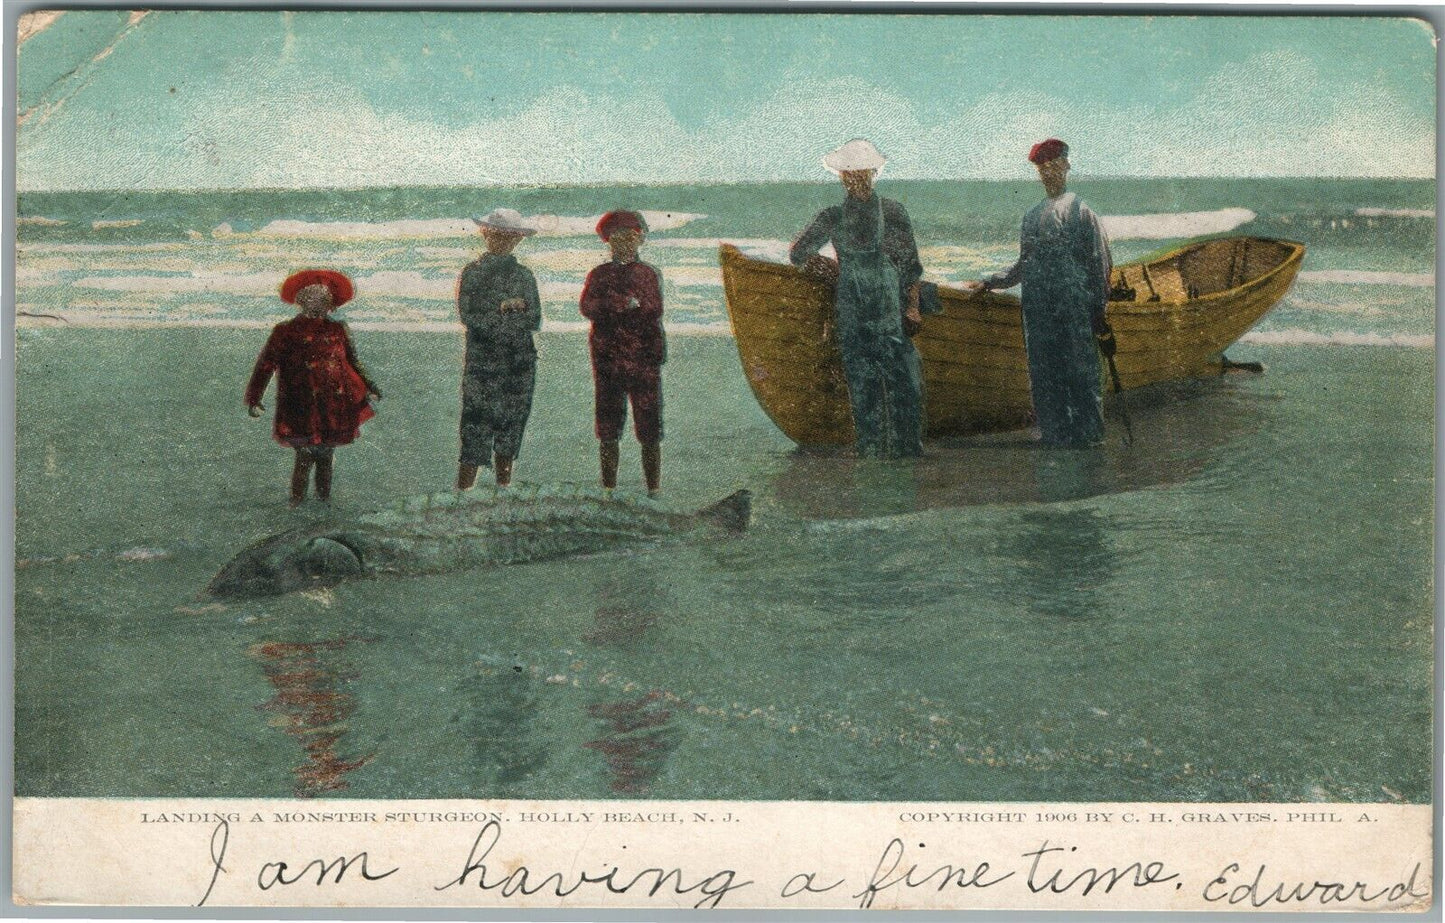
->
1028, 138, 1069, 165
280, 269, 354, 308
595, 210, 648, 241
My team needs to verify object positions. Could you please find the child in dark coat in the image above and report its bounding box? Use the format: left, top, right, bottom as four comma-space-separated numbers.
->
247, 269, 381, 505
456, 208, 542, 490
579, 210, 665, 495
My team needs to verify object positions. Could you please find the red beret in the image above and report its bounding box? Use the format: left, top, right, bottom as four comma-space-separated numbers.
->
595, 210, 648, 241
1028, 138, 1069, 165
280, 269, 354, 308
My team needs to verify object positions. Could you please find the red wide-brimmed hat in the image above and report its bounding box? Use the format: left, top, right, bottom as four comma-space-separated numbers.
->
280, 269, 354, 307
595, 210, 648, 241
1028, 138, 1069, 165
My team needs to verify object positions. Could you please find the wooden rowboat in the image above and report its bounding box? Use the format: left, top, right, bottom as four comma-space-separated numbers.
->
719, 235, 1305, 446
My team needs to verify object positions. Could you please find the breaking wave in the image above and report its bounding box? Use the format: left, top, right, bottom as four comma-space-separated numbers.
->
532, 210, 707, 236
1099, 208, 1256, 240
213, 210, 707, 240
351, 270, 453, 299
18, 312, 1427, 348
1298, 270, 1434, 288
73, 272, 281, 295
1240, 328, 1433, 348
665, 266, 723, 288
1354, 207, 1434, 219
651, 237, 790, 250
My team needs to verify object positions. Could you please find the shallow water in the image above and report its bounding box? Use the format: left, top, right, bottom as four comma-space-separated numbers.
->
14, 328, 1432, 802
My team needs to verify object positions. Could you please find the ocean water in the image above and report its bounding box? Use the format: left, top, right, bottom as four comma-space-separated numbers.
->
18, 178, 1436, 343
13, 179, 1435, 802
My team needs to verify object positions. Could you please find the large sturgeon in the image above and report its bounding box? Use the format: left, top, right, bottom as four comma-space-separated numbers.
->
207, 485, 751, 600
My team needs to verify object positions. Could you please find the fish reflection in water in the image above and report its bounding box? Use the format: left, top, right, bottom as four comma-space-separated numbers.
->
249, 637, 375, 797
584, 691, 681, 794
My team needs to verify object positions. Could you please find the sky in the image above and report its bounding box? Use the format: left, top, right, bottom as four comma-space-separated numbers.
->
15, 10, 1438, 190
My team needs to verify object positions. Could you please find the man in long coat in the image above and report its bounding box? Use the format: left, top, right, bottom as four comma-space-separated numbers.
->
968, 139, 1116, 447
791, 138, 925, 458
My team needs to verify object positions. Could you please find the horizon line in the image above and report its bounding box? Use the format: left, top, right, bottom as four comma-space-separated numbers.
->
16, 174, 1438, 196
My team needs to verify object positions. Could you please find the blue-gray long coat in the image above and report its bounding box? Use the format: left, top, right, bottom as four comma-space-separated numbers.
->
987, 192, 1112, 447
791, 194, 925, 457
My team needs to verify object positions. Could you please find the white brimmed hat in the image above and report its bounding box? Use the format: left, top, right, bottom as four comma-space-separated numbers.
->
822, 138, 886, 173
473, 207, 537, 236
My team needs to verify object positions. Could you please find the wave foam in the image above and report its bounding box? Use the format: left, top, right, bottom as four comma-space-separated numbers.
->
524, 248, 609, 272
535, 210, 707, 237
353, 270, 454, 299
16, 313, 736, 336
1299, 270, 1434, 288
92, 219, 143, 229
1241, 329, 1433, 348
67, 270, 596, 304
1100, 208, 1256, 240
650, 236, 789, 250
222, 218, 476, 239
214, 210, 707, 241
20, 242, 182, 253
666, 266, 723, 288
1355, 207, 1434, 219
540, 281, 585, 302
74, 272, 280, 295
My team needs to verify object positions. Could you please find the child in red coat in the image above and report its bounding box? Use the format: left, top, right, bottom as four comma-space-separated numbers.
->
247, 270, 381, 505
580, 211, 666, 495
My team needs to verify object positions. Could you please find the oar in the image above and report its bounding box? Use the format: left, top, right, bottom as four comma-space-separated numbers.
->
1104, 349, 1134, 445
1140, 264, 1161, 302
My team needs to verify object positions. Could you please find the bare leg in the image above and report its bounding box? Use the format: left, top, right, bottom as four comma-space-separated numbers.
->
599, 440, 620, 490
290, 450, 314, 506
494, 454, 513, 487
456, 463, 479, 491
641, 441, 661, 495
313, 448, 334, 501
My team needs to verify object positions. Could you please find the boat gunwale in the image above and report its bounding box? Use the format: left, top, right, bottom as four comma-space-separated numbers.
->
1104, 237, 1306, 313
721, 237, 1307, 317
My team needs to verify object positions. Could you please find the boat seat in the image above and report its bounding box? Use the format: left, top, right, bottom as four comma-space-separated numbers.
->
1144, 263, 1188, 301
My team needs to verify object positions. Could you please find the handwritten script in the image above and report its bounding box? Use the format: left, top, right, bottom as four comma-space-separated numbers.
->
192, 819, 1429, 909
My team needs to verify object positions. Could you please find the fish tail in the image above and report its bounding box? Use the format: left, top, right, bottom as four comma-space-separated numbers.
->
697, 490, 751, 532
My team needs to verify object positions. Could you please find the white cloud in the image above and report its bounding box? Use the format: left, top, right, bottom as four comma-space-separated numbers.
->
17, 51, 1433, 189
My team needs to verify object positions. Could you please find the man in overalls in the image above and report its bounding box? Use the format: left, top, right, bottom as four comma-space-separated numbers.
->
790, 139, 925, 458
966, 139, 1115, 447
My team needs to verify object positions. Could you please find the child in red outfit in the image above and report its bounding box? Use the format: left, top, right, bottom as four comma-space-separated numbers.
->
579, 211, 665, 494
247, 269, 381, 505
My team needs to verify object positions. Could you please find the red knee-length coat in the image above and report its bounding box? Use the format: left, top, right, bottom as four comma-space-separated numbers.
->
246, 316, 378, 448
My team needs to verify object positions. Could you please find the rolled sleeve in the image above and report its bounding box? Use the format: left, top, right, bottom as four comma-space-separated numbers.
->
790, 208, 837, 266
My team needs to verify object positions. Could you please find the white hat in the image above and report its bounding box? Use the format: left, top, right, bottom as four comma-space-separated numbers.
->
822, 138, 887, 173
473, 207, 537, 236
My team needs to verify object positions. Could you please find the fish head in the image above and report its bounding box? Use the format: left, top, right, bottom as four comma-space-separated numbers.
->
207, 530, 367, 599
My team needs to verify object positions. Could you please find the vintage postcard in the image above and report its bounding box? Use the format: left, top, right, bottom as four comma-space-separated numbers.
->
10, 6, 1436, 911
